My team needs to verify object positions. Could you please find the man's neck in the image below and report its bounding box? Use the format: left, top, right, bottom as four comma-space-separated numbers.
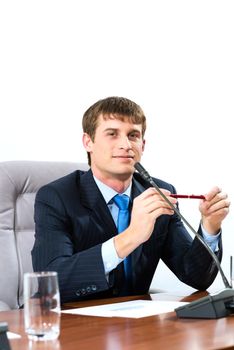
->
91, 169, 132, 193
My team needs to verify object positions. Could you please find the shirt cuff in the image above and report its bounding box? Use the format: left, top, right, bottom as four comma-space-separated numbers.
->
102, 238, 123, 275
201, 224, 221, 252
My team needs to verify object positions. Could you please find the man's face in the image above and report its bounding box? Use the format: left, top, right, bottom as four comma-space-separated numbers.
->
83, 114, 145, 181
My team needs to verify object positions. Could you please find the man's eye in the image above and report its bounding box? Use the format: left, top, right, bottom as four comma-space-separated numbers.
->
129, 133, 138, 139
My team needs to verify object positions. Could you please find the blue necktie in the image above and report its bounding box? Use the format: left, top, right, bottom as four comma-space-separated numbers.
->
113, 194, 132, 283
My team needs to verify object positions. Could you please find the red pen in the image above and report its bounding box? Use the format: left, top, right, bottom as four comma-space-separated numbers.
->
170, 194, 205, 200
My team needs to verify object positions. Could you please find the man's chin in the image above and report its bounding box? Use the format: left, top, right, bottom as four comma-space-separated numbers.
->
113, 157, 136, 167
113, 164, 135, 178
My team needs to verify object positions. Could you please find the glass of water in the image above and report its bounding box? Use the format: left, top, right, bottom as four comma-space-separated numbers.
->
24, 271, 61, 341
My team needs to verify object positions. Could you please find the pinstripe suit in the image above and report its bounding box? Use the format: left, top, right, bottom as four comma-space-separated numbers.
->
32, 169, 221, 303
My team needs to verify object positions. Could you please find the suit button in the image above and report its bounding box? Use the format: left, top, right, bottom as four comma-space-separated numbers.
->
76, 290, 81, 297
81, 288, 86, 295
113, 288, 119, 296
91, 285, 97, 291
86, 286, 91, 293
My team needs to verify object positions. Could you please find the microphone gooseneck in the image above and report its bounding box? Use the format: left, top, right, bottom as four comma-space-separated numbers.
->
134, 162, 231, 290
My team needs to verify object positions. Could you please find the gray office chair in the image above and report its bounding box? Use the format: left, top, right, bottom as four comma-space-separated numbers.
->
0, 161, 89, 311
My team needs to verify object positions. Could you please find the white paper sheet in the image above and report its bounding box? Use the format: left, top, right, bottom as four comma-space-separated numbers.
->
62, 299, 188, 318
7, 331, 21, 339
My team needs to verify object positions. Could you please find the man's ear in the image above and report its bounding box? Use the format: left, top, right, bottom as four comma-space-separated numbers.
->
82, 133, 93, 152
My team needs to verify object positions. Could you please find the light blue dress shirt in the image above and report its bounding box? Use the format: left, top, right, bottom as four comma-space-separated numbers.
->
93, 176, 220, 276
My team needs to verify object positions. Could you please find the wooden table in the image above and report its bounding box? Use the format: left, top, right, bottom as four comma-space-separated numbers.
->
1, 291, 234, 350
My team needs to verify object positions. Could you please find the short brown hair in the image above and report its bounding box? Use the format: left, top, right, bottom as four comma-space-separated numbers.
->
82, 96, 146, 165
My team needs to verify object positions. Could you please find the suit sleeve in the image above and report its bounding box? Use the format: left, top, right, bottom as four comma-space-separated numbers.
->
161, 210, 222, 290
32, 185, 111, 303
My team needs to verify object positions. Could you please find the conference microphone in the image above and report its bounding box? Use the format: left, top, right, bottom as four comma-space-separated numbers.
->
134, 161, 234, 319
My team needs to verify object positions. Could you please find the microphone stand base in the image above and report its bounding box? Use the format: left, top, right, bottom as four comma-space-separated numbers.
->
175, 288, 234, 319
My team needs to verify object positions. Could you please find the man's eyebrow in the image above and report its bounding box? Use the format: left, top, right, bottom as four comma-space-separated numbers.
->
129, 129, 141, 134
103, 128, 118, 132
102, 127, 142, 135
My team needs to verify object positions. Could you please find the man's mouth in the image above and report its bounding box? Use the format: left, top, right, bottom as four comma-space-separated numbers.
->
112, 155, 134, 159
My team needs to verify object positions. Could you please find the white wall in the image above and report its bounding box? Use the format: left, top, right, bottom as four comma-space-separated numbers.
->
1, 0, 233, 294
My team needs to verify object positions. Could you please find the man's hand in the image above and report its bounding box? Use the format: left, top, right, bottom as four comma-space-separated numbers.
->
199, 186, 230, 235
114, 187, 177, 259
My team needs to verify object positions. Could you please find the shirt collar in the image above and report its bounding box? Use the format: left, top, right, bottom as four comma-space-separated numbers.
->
93, 175, 132, 204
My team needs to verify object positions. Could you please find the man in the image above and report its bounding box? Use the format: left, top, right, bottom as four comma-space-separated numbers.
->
32, 96, 230, 303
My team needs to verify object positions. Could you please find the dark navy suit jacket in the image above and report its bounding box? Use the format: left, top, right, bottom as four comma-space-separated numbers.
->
32, 169, 221, 303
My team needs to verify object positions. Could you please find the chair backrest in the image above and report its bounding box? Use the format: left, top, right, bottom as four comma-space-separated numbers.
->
0, 161, 89, 310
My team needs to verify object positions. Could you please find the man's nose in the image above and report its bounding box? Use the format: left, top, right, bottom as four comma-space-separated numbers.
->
118, 136, 132, 149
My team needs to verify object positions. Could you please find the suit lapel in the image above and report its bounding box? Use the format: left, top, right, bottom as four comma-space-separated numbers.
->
79, 170, 117, 239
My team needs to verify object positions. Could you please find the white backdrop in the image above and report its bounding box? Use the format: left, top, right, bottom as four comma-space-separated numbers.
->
1, 0, 233, 294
